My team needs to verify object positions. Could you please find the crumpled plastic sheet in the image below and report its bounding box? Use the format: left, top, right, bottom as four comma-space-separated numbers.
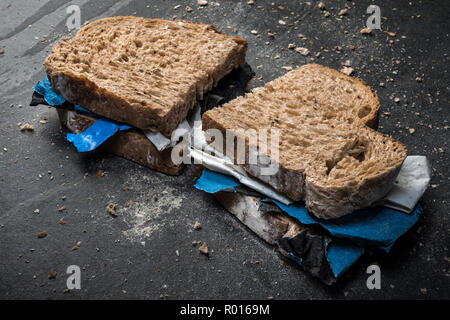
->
194, 169, 422, 282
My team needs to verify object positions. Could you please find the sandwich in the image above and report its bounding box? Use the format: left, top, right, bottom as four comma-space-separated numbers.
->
32, 16, 249, 174
196, 64, 407, 219
192, 64, 430, 283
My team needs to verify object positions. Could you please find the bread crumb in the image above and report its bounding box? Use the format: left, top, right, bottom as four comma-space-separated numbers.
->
295, 47, 309, 55
349, 45, 355, 50
278, 20, 286, 25
59, 217, 66, 225
409, 128, 415, 134
107, 203, 118, 216
58, 205, 67, 212
96, 170, 105, 177
340, 67, 354, 75
386, 31, 396, 37
19, 123, 34, 131
185, 6, 193, 12
48, 270, 57, 279
247, 0, 254, 5
318, 2, 325, 10
338, 9, 348, 16
360, 27, 372, 34
37, 232, 47, 239
34, 209, 40, 214
199, 242, 209, 255
288, 43, 296, 49
0, 48, 4, 54
394, 97, 400, 103
323, 11, 330, 17
193, 221, 202, 230
197, 0, 208, 6
250, 30, 258, 35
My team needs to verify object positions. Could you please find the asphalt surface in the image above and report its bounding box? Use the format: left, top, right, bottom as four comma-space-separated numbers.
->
0, 0, 449, 299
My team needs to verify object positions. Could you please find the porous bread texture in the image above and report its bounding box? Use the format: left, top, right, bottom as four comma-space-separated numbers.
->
45, 16, 247, 136
202, 64, 407, 219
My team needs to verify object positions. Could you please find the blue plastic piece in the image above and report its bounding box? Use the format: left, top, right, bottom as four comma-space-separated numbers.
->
326, 240, 365, 278
194, 169, 422, 279
34, 76, 66, 106
66, 119, 131, 152
34, 77, 131, 152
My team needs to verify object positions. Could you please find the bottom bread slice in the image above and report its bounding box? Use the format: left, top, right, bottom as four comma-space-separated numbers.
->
56, 109, 183, 175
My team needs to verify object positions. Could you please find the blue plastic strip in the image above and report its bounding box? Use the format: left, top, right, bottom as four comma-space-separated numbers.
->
194, 170, 239, 193
34, 76, 66, 106
195, 169, 421, 251
66, 119, 131, 152
34, 77, 131, 152
326, 240, 365, 278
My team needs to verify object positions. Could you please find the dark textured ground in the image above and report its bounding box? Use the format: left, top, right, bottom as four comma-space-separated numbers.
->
0, 0, 448, 299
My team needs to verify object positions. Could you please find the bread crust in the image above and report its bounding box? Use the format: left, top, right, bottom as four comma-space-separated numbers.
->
202, 64, 407, 219
46, 17, 248, 136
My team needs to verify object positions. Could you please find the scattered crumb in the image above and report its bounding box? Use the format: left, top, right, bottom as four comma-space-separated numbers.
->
360, 27, 372, 35
192, 240, 201, 246
96, 170, 105, 177
58, 205, 67, 212
394, 97, 400, 103
247, 0, 254, 5
33, 209, 40, 214
19, 123, 34, 131
199, 242, 209, 255
197, 0, 208, 6
185, 6, 193, 12
338, 9, 348, 16
386, 31, 396, 37
107, 203, 118, 216
409, 128, 416, 134
48, 270, 57, 279
288, 43, 296, 49
37, 232, 47, 239
295, 47, 309, 56
126, 200, 136, 207
193, 221, 202, 230
250, 30, 258, 35
349, 45, 355, 50
0, 48, 4, 54
318, 2, 325, 10
340, 67, 354, 76
278, 20, 286, 25
59, 217, 66, 225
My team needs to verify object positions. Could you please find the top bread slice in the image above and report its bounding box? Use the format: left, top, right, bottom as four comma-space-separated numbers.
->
202, 64, 407, 219
45, 16, 247, 136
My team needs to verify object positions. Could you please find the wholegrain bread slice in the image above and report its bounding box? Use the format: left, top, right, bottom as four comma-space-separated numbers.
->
45, 16, 247, 136
202, 64, 407, 219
